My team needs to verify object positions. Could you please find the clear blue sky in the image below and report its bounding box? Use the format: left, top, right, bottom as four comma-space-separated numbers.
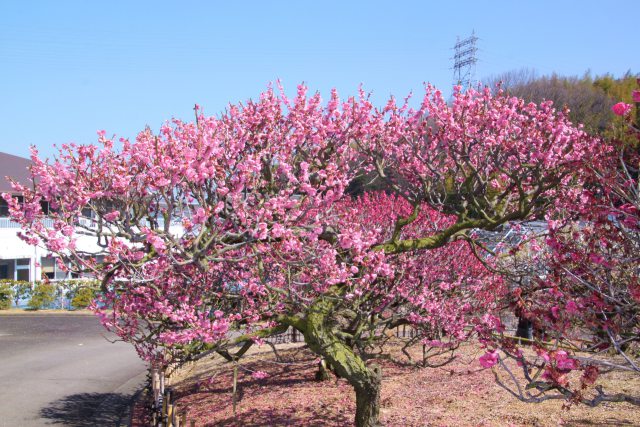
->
1, 1, 638, 160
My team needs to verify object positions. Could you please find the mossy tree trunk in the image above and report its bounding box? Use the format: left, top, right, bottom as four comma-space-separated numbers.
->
297, 295, 383, 427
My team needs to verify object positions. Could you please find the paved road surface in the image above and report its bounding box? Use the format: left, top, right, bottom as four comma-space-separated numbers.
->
0, 314, 147, 426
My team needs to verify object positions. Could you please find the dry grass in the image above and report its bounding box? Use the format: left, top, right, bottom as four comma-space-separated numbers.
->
143, 342, 640, 426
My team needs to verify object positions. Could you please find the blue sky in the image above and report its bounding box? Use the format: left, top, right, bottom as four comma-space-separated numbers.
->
1, 1, 638, 160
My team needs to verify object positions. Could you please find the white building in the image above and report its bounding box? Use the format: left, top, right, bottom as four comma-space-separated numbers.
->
0, 151, 101, 282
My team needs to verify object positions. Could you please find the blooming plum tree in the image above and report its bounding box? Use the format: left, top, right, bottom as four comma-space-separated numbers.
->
5, 84, 604, 426
489, 83, 640, 407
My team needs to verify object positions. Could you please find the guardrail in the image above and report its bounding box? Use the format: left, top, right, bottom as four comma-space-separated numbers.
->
0, 217, 45, 228
0, 216, 97, 229
0, 216, 185, 232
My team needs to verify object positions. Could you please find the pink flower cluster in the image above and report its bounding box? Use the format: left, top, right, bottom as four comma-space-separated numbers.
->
479, 350, 499, 368
612, 102, 632, 116
5, 82, 601, 370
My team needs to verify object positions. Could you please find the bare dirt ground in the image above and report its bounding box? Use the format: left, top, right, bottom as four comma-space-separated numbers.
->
136, 342, 640, 426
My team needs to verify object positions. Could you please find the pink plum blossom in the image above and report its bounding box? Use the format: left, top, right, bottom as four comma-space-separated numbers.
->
612, 102, 632, 116
104, 211, 120, 221
479, 351, 499, 368
251, 370, 269, 380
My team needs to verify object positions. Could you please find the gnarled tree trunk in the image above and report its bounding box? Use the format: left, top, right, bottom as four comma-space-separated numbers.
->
354, 364, 382, 427
301, 296, 383, 427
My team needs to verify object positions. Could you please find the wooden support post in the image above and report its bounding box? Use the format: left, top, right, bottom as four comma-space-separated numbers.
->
152, 368, 160, 405
162, 397, 167, 426
232, 361, 238, 417
168, 403, 177, 427
165, 388, 172, 409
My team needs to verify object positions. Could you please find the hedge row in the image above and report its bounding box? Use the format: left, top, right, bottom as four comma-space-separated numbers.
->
0, 279, 100, 310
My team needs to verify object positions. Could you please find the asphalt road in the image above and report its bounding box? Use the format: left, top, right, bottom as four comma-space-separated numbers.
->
0, 314, 147, 427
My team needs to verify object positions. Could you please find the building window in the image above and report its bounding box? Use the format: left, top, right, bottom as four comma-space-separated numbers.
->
40, 256, 68, 280
41, 257, 55, 279
81, 207, 93, 219
15, 258, 30, 282
0, 260, 14, 279
16, 269, 29, 282
0, 199, 8, 217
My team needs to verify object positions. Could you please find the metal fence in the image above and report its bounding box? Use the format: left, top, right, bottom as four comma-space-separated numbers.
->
264, 327, 302, 344
0, 216, 97, 229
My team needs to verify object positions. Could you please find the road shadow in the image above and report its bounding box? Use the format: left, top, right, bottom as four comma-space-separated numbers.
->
40, 392, 131, 426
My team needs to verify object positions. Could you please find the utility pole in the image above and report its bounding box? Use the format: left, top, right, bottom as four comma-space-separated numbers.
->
452, 30, 478, 90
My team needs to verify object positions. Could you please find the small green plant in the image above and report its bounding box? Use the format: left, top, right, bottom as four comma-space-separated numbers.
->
0, 281, 14, 310
71, 287, 97, 309
54, 280, 74, 310
0, 279, 33, 308
12, 280, 32, 307
27, 282, 57, 310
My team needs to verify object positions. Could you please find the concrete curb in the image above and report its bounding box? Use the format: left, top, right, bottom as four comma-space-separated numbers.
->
95, 368, 149, 426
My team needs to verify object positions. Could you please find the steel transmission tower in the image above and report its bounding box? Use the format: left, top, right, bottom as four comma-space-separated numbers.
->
452, 31, 478, 90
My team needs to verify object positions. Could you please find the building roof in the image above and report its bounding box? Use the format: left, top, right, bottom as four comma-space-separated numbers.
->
0, 152, 33, 194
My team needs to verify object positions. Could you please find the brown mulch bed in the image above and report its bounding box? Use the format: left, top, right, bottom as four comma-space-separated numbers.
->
133, 342, 640, 426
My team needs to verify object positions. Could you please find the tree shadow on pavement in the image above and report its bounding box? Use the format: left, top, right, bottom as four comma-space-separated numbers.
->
40, 392, 131, 426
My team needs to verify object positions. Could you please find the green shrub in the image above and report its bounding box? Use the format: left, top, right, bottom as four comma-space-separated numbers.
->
0, 279, 32, 307
71, 287, 97, 309
27, 282, 57, 310
0, 282, 14, 310
11, 280, 32, 307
